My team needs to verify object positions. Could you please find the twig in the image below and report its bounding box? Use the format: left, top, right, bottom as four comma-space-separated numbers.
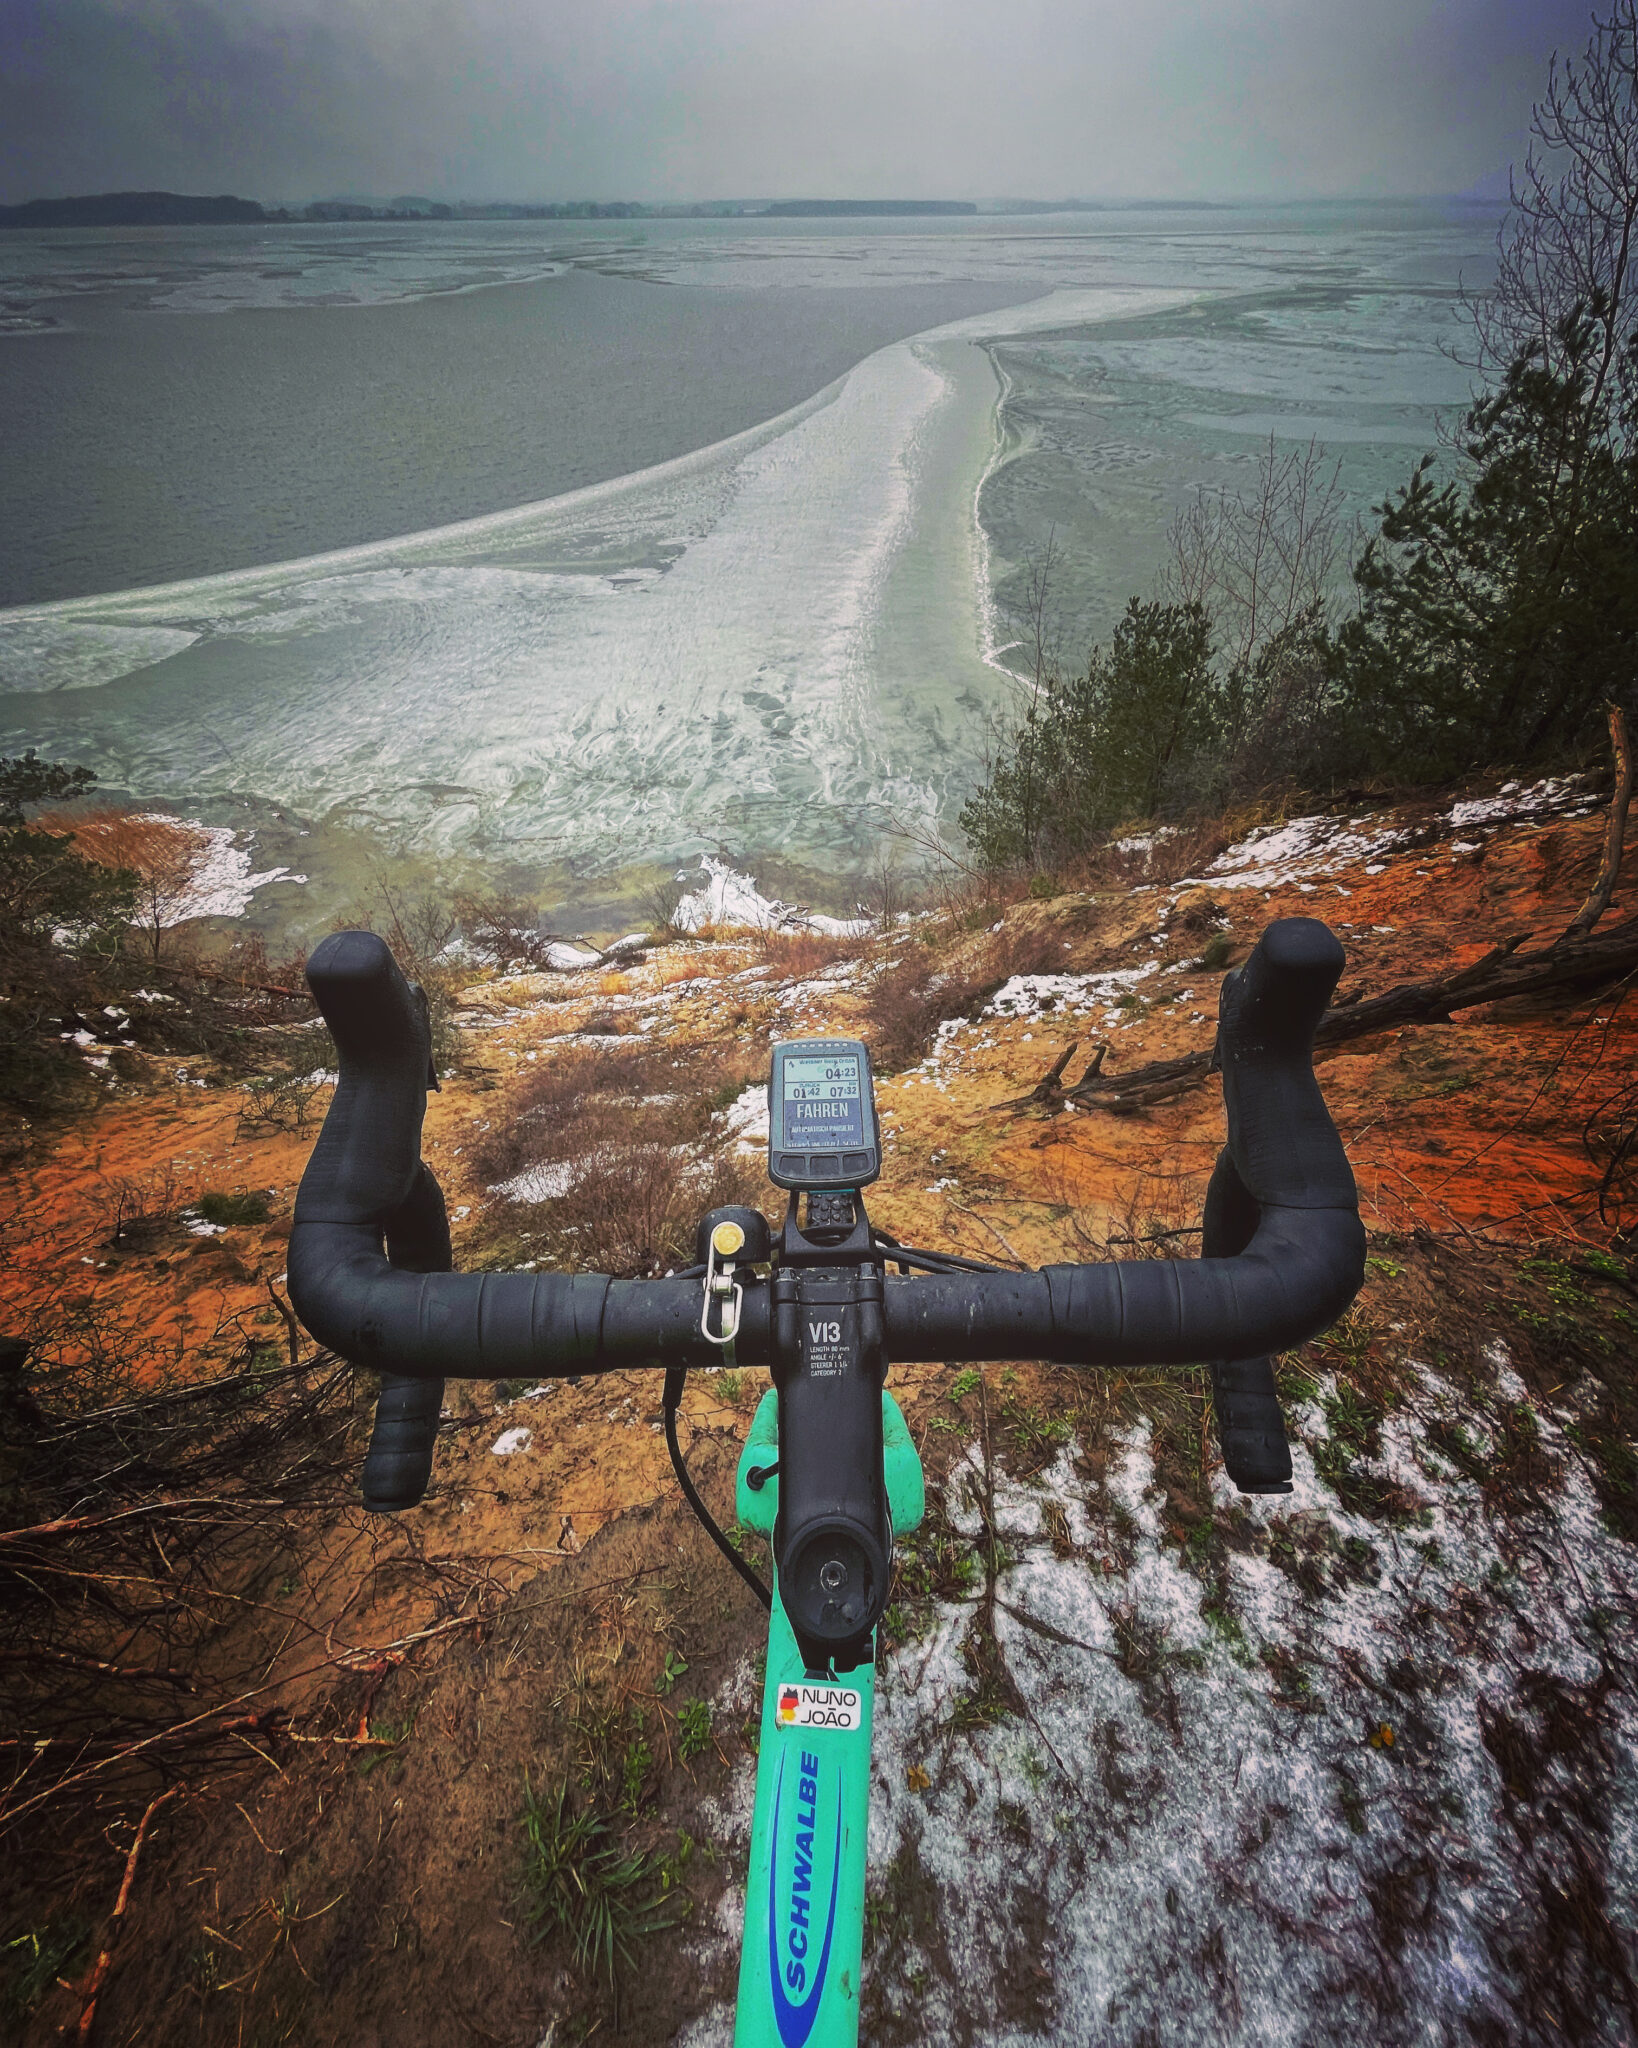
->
942, 1198, 1028, 1267
139, 957, 310, 1002
989, 1040, 1084, 1112
75, 1781, 185, 2041
265, 1273, 303, 1366
0, 1497, 277, 1544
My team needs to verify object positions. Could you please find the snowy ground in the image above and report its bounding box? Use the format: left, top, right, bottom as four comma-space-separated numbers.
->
1197, 779, 1600, 894
680, 1344, 1638, 2045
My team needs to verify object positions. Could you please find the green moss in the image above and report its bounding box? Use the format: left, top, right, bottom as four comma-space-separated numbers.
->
197, 1189, 271, 1226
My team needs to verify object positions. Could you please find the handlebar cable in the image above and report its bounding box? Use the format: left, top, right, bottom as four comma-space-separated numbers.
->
662, 1363, 772, 1612
869, 1229, 1012, 1278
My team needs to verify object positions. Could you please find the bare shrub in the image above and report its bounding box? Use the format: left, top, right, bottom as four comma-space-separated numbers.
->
753, 926, 862, 979
644, 873, 689, 937
867, 924, 1067, 1072
527, 1145, 768, 1277
1051, 1163, 1204, 1262
455, 890, 560, 972
0, 1308, 362, 1981
1163, 435, 1352, 675
471, 1042, 767, 1275
344, 875, 465, 1073
93, 1170, 184, 1250
857, 846, 923, 934
1142, 817, 1237, 886
40, 808, 217, 963
235, 1065, 325, 1136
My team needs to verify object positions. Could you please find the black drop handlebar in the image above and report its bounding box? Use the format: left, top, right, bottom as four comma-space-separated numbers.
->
288, 917, 1364, 1515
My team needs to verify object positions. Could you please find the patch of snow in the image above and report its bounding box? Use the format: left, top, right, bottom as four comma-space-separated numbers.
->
545, 940, 602, 970
691, 1360, 1638, 2045
723, 1083, 770, 1154
1447, 777, 1586, 829
493, 1162, 577, 1203
1198, 781, 1591, 895
490, 1426, 532, 1456
982, 960, 1159, 1022
673, 855, 870, 937
1201, 813, 1410, 891
136, 816, 305, 925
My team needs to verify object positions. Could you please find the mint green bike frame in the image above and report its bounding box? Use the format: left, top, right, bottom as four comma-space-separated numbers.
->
730, 1388, 925, 2048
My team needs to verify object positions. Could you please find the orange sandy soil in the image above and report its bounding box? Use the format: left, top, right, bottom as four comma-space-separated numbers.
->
5, 775, 1636, 2047
3, 779, 1629, 1383
2, 780, 1629, 1580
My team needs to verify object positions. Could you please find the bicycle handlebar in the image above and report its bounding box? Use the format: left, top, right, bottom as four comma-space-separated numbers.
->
289, 918, 1363, 1505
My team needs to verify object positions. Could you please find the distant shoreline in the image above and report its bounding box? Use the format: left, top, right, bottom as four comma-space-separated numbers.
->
4, 187, 1478, 232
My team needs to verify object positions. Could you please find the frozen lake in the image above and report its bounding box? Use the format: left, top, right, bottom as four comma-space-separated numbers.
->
0, 206, 1496, 896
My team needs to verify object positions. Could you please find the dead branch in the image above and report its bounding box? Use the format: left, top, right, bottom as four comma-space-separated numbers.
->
1074, 918, 1638, 1113
0, 1496, 275, 1545
0, 1646, 194, 1686
989, 1040, 1085, 1112
74, 1781, 185, 2041
996, 923, 1638, 1118
139, 956, 310, 1002
265, 1273, 303, 1366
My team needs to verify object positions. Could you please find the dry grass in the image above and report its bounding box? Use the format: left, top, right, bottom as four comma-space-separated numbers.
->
1068, 815, 1238, 892
468, 1042, 768, 1275
750, 926, 863, 978
866, 924, 1068, 1072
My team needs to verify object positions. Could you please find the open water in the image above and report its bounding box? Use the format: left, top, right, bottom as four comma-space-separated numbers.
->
0, 207, 1498, 908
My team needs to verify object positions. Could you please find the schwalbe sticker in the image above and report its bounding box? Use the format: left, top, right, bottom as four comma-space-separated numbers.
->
768, 1748, 843, 2048
776, 1682, 862, 1732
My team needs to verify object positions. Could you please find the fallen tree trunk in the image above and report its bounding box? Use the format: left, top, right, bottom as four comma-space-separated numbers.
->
998, 723, 1637, 1117
997, 915, 1638, 1116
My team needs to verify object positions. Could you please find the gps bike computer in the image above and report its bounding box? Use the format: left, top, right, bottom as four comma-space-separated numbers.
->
767, 1037, 882, 1190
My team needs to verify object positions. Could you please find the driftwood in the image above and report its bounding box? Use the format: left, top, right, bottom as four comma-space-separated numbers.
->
997, 727, 1637, 1119
1001, 914, 1638, 1117
991, 1041, 1104, 1113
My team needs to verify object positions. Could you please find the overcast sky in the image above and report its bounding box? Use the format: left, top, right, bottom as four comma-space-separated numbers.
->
0, 0, 1601, 206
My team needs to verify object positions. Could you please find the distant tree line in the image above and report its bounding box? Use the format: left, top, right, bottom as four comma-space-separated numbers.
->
0, 191, 988, 230
0, 192, 663, 229
962, 2, 1638, 873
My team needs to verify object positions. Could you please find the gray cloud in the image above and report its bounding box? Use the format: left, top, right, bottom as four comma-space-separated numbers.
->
0, 0, 1600, 205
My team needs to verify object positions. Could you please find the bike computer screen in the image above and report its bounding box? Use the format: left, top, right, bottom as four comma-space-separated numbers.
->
767, 1037, 881, 1191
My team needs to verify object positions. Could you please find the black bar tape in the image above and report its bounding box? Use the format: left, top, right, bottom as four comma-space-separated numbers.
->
361, 1375, 447, 1513
360, 1162, 453, 1512
289, 932, 722, 1386
875, 919, 1363, 1375
1201, 1145, 1292, 1493
1208, 1356, 1294, 1494
290, 922, 1364, 1462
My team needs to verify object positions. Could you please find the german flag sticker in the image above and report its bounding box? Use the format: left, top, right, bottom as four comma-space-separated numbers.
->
778, 1687, 799, 1724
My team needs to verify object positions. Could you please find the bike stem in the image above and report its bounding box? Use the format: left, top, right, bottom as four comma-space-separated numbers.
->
769, 1191, 893, 1675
